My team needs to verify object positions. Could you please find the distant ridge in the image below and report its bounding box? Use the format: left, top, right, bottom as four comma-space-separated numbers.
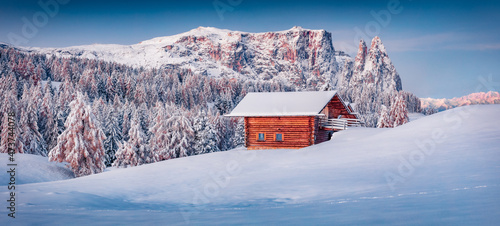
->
421, 91, 500, 111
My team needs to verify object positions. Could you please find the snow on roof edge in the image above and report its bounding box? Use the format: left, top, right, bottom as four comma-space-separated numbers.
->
224, 113, 326, 117
225, 91, 338, 117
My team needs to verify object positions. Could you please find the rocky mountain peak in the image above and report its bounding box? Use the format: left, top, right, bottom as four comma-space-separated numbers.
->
342, 35, 401, 97
370, 36, 382, 47
354, 39, 368, 72
368, 36, 388, 59
290, 26, 304, 30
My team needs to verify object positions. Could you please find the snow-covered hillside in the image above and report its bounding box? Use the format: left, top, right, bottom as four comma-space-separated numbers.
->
2, 105, 499, 225
0, 154, 74, 184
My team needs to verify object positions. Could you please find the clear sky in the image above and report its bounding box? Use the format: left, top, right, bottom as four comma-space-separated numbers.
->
1, 0, 499, 99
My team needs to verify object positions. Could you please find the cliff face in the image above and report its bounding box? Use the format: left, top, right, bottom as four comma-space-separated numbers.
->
159, 26, 347, 88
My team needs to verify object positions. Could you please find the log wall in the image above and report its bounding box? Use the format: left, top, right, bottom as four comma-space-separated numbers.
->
245, 116, 315, 149
313, 117, 331, 144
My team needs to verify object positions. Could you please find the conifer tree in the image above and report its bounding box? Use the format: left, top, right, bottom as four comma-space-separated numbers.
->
377, 105, 393, 128
232, 117, 245, 147
149, 102, 172, 160
0, 91, 23, 154
19, 85, 47, 156
192, 112, 220, 155
113, 109, 157, 167
390, 93, 409, 127
121, 99, 132, 141
40, 89, 59, 150
103, 106, 123, 166
166, 109, 194, 158
49, 92, 106, 177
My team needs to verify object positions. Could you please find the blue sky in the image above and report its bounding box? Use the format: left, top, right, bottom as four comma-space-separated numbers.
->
1, 0, 499, 99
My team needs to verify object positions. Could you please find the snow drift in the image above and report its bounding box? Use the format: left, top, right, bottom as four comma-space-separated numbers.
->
0, 154, 74, 185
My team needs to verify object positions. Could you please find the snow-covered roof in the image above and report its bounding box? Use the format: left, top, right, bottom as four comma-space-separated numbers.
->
225, 91, 338, 117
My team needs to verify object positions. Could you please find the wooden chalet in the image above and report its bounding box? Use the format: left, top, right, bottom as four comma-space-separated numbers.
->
225, 91, 361, 150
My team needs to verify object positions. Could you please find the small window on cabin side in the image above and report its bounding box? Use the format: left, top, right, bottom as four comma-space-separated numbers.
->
258, 133, 265, 141
275, 133, 283, 141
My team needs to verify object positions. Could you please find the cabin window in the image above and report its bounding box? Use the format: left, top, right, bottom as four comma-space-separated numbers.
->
257, 133, 265, 141
275, 133, 283, 141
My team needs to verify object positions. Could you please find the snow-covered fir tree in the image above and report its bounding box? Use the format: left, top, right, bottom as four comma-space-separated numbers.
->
422, 107, 437, 115
39, 86, 59, 151
0, 90, 23, 154
390, 93, 410, 127
48, 92, 106, 177
213, 113, 234, 152
103, 106, 123, 166
149, 102, 173, 160
113, 109, 157, 167
55, 77, 76, 134
121, 99, 132, 142
232, 117, 245, 147
192, 111, 220, 155
136, 102, 151, 140
165, 108, 194, 158
19, 84, 47, 156
377, 105, 392, 128
91, 97, 107, 125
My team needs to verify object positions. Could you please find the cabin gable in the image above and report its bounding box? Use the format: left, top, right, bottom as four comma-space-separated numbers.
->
319, 94, 357, 119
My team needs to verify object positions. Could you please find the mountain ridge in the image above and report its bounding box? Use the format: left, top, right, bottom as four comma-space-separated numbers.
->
21, 26, 400, 93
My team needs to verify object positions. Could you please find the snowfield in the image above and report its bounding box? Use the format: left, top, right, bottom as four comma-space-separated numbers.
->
2, 105, 500, 225
0, 154, 74, 185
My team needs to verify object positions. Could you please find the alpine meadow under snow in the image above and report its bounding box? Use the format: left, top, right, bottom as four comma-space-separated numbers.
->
1, 105, 499, 225
0, 26, 498, 225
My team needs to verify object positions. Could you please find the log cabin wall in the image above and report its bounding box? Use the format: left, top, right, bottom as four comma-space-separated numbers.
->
245, 116, 316, 149
314, 116, 331, 144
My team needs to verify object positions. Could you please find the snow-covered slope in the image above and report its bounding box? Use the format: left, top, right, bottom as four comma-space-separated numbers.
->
408, 112, 425, 121
421, 91, 500, 111
2, 104, 499, 224
0, 154, 74, 184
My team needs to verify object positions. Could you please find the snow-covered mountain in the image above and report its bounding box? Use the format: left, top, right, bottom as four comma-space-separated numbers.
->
24, 26, 401, 92
421, 91, 500, 111
4, 105, 499, 224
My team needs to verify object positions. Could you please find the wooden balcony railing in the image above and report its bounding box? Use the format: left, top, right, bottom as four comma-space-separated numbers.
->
319, 118, 364, 130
